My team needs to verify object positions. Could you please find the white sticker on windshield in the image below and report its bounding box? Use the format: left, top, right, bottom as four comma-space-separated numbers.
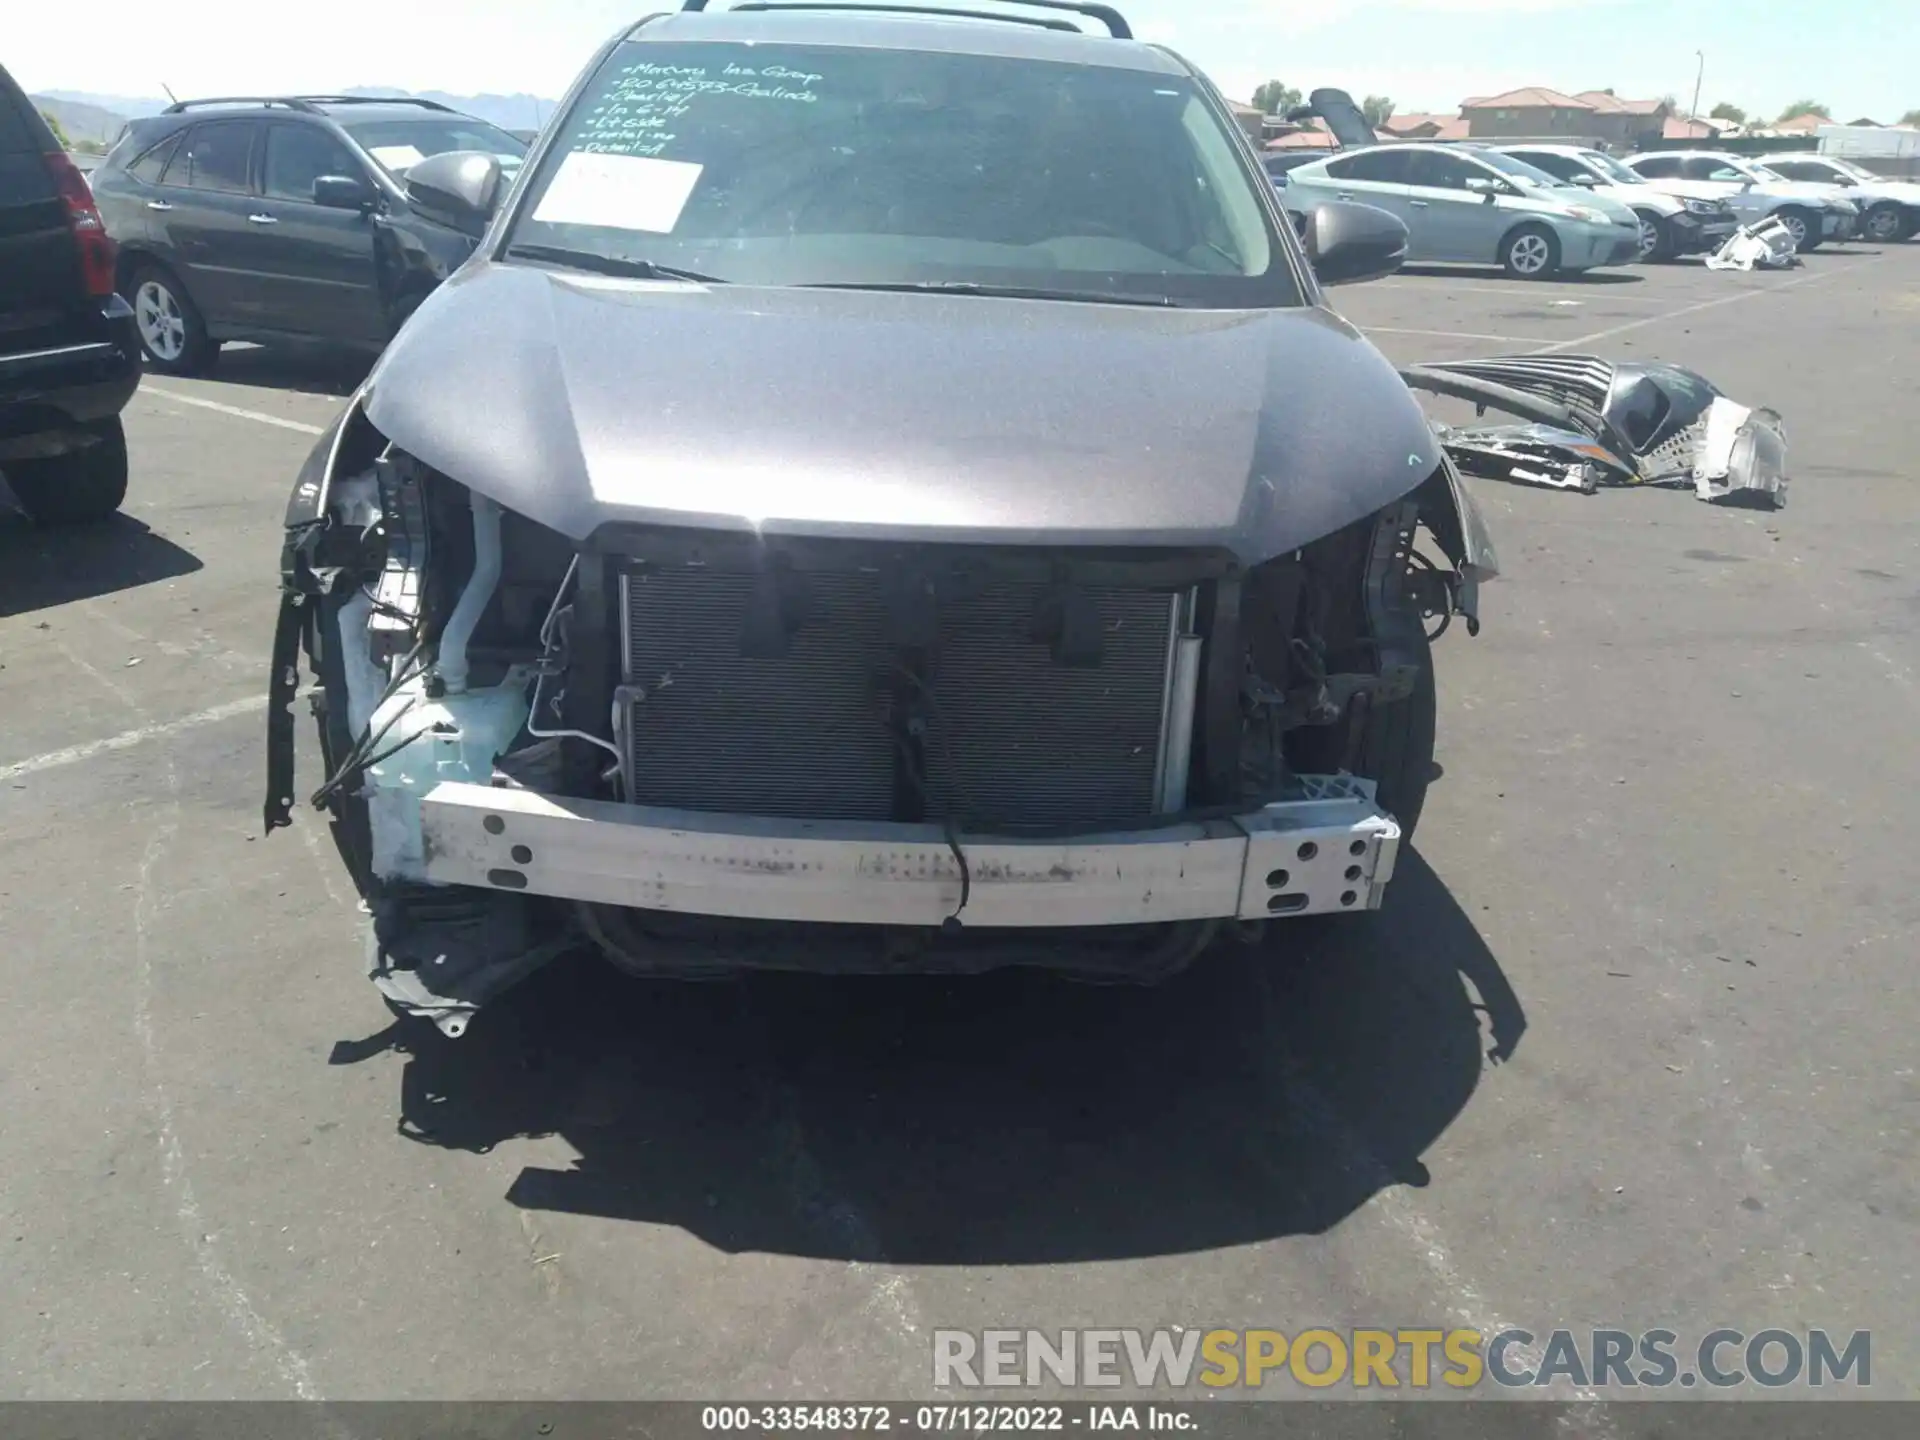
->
369, 144, 425, 171
531, 152, 704, 234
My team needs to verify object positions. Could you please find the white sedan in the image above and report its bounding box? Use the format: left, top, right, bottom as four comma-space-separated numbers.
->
1766, 153, 1920, 242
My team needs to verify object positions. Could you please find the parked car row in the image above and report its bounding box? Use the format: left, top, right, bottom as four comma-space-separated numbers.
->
1620, 150, 1864, 251
1264, 88, 1907, 278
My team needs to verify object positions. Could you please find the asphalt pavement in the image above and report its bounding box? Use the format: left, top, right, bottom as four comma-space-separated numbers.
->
3, 244, 1916, 1413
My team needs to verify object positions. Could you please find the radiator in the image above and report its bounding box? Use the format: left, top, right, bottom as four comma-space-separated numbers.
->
618, 566, 1184, 831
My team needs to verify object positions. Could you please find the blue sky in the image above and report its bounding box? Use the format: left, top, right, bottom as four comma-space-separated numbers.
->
12, 0, 1915, 124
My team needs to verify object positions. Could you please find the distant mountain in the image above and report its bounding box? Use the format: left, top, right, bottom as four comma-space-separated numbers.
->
35, 88, 167, 118
339, 87, 558, 132
30, 95, 140, 146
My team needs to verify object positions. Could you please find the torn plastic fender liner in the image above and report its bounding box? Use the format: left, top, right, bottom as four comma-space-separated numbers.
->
263, 390, 380, 836
1408, 457, 1500, 636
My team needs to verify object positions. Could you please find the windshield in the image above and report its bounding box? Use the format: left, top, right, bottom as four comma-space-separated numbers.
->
1473, 149, 1573, 188
340, 115, 527, 179
1581, 150, 1643, 185
502, 39, 1295, 307
1826, 157, 1875, 182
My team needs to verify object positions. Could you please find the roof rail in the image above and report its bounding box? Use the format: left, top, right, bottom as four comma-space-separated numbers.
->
289, 95, 458, 112
680, 0, 1132, 38
726, 3, 1080, 30
162, 96, 326, 115
161, 94, 457, 116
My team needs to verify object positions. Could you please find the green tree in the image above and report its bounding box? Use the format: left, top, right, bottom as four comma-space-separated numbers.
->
1252, 80, 1302, 117
39, 109, 70, 148
1709, 101, 1747, 125
1777, 99, 1831, 123
1361, 95, 1396, 127
1899, 108, 1920, 127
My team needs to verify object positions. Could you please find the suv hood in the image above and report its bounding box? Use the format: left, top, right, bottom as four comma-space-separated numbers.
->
360, 262, 1442, 562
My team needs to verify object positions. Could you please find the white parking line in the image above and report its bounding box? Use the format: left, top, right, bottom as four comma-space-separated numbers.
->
1375, 281, 1665, 305
140, 386, 328, 436
1531, 257, 1867, 354
1365, 325, 1549, 345
1, 695, 267, 782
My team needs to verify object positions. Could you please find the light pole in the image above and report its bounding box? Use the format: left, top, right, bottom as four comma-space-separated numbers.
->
1691, 50, 1705, 122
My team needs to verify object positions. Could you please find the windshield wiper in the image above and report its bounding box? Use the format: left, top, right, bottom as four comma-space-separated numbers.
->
504, 244, 728, 284
802, 280, 1179, 307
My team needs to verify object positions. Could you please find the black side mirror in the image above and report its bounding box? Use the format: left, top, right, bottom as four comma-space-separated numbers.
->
1304, 200, 1407, 286
404, 150, 505, 236
312, 174, 375, 212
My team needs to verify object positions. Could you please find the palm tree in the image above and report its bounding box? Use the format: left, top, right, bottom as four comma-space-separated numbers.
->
1251, 81, 1302, 117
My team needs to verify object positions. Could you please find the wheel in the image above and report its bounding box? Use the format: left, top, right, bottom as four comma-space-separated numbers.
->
4, 417, 129, 525
1500, 223, 1560, 280
127, 262, 218, 375
1286, 620, 1438, 844
1862, 202, 1905, 243
1775, 207, 1820, 253
1347, 624, 1437, 841
1634, 209, 1675, 262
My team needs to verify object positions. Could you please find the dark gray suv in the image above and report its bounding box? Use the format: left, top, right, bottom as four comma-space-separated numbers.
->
90, 96, 527, 374
263, 0, 1498, 1037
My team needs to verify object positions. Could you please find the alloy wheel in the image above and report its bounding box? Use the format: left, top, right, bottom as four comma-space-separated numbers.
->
1637, 217, 1661, 259
1865, 207, 1903, 242
1509, 233, 1552, 275
134, 280, 187, 363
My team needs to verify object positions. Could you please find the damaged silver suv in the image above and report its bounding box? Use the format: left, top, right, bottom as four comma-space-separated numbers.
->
264, 0, 1498, 1036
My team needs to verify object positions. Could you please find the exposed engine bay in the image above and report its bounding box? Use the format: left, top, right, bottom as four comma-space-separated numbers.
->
1405, 354, 1790, 508
263, 399, 1495, 1036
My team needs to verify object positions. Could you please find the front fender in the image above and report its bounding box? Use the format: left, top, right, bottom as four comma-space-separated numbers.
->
1414, 456, 1500, 634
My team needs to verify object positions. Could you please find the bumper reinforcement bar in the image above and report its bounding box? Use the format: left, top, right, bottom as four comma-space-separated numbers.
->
417, 774, 1402, 928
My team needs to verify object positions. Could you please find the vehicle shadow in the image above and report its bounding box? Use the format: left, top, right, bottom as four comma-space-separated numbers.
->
0, 508, 203, 618
332, 847, 1525, 1264
1399, 264, 1645, 286
201, 342, 374, 398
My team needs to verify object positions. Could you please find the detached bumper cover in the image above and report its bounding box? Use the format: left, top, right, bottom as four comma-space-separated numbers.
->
1402, 355, 1789, 509
417, 775, 1403, 929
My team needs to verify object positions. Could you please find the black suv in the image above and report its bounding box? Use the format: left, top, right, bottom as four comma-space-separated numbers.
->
1, 62, 140, 524
90, 96, 528, 375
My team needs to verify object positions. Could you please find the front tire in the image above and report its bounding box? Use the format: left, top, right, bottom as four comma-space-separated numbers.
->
1635, 209, 1675, 262
1862, 202, 1905, 243
1348, 625, 1437, 841
1776, 206, 1821, 253
128, 262, 219, 376
4, 417, 129, 525
1501, 223, 1560, 280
